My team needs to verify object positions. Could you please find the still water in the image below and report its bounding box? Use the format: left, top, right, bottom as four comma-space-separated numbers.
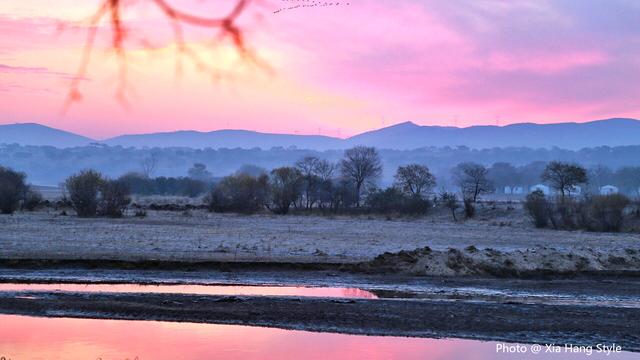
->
0, 315, 637, 360
0, 283, 377, 299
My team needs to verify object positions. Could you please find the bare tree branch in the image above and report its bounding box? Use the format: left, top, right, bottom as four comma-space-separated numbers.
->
63, 0, 267, 112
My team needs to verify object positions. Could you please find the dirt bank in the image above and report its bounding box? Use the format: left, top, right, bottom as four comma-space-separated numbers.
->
360, 246, 640, 277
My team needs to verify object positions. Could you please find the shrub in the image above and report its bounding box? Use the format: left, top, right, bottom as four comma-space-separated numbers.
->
366, 187, 431, 215
586, 194, 630, 232
119, 172, 208, 197
524, 190, 549, 228
22, 189, 43, 211
99, 179, 131, 217
207, 173, 268, 214
439, 192, 459, 221
463, 198, 475, 218
534, 194, 631, 232
65, 170, 103, 217
0, 166, 28, 214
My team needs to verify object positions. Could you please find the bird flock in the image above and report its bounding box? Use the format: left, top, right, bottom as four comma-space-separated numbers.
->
274, 0, 351, 14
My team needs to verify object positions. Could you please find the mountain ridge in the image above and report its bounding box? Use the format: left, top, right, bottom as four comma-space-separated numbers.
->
2, 118, 640, 150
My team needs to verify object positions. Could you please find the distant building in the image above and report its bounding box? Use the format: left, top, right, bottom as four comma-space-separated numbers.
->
530, 184, 550, 195
504, 186, 524, 194
600, 185, 619, 195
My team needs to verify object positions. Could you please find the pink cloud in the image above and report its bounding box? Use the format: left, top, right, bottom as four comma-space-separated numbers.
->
0, 0, 639, 138
483, 51, 609, 74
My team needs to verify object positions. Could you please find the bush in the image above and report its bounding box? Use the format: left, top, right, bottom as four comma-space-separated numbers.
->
439, 192, 459, 221
585, 194, 630, 232
119, 172, 208, 197
0, 166, 28, 214
207, 173, 268, 214
463, 198, 475, 218
65, 170, 103, 217
99, 179, 131, 217
366, 187, 431, 215
524, 190, 549, 228
532, 193, 631, 232
22, 189, 43, 211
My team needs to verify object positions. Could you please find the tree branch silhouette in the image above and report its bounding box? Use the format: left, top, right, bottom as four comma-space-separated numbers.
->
64, 0, 265, 112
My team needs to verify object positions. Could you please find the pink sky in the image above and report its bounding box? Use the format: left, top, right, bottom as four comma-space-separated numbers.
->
1, 0, 639, 139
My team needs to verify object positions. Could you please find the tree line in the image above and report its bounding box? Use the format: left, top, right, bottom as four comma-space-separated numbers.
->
1, 148, 639, 233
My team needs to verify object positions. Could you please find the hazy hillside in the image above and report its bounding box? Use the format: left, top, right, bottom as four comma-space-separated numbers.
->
0, 123, 94, 147
346, 118, 640, 150
3, 118, 640, 150
104, 129, 342, 149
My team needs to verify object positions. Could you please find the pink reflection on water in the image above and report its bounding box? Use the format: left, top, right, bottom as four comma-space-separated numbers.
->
0, 315, 481, 360
0, 315, 637, 360
0, 283, 377, 299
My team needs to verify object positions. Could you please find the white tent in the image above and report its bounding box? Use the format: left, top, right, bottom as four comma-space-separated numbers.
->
600, 185, 619, 195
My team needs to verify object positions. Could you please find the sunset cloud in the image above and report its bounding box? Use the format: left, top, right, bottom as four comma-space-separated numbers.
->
0, 0, 639, 138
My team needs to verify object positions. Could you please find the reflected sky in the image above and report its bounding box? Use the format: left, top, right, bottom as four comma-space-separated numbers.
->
0, 283, 377, 299
0, 315, 637, 360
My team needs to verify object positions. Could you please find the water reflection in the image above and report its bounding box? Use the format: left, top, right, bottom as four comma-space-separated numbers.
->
0, 315, 636, 360
0, 283, 377, 299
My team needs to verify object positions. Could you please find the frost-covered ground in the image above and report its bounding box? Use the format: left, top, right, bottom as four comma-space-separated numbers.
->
1, 208, 639, 264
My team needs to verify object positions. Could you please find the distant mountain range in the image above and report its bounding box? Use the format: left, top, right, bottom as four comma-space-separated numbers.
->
0, 123, 94, 148
2, 118, 640, 150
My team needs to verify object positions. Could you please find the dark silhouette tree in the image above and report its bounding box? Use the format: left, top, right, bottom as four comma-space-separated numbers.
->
394, 164, 436, 198
0, 166, 29, 214
340, 146, 382, 207
541, 161, 587, 199
439, 192, 459, 221
187, 163, 212, 182
487, 162, 520, 194
268, 166, 303, 215
451, 162, 494, 203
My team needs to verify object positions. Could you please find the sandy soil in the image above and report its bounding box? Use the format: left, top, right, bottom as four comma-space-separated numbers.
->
1, 209, 639, 265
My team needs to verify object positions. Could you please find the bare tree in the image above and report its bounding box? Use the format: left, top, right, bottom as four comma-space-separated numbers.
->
341, 146, 382, 207
140, 153, 158, 178
487, 162, 520, 194
187, 163, 212, 182
295, 156, 337, 209
268, 167, 303, 215
295, 156, 321, 209
66, 0, 264, 108
614, 166, 640, 197
451, 162, 494, 203
439, 192, 459, 221
315, 159, 337, 181
587, 164, 613, 194
0, 166, 29, 214
541, 161, 587, 199
394, 164, 436, 198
